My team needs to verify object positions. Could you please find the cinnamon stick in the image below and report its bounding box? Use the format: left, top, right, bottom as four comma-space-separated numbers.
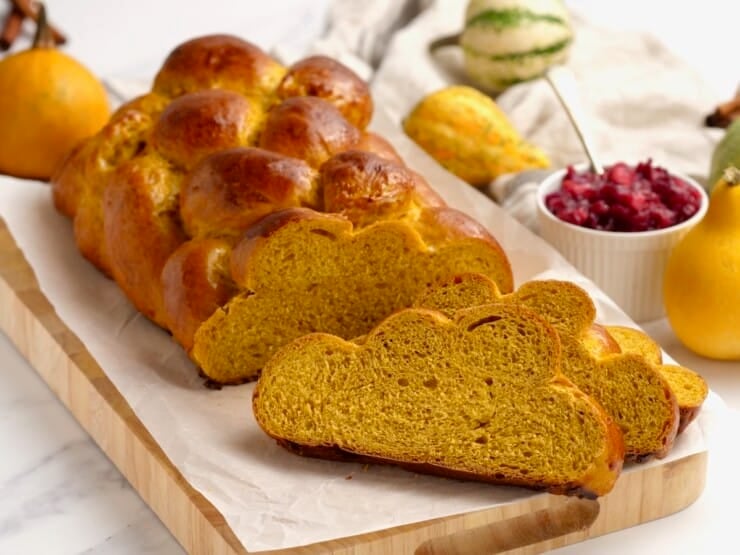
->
11, 0, 66, 45
705, 95, 740, 129
0, 5, 23, 50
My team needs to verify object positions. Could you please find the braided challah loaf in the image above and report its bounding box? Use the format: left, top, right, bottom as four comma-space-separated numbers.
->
51, 34, 514, 384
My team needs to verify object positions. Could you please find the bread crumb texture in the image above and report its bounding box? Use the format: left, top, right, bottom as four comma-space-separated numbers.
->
415, 274, 688, 461
192, 210, 511, 384
254, 303, 624, 497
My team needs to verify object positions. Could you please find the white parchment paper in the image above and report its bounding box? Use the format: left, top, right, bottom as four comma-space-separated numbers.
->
0, 2, 726, 548
0, 108, 718, 550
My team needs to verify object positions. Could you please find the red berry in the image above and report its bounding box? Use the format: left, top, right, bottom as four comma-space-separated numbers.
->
547, 161, 700, 232
607, 163, 634, 185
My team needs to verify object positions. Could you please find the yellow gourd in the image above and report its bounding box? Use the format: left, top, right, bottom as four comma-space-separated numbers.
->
0, 5, 110, 180
403, 85, 549, 187
663, 167, 740, 360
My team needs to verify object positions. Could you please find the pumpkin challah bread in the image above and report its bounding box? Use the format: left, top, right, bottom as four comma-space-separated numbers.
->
50, 34, 514, 384
605, 326, 708, 434
413, 273, 696, 461
253, 303, 624, 498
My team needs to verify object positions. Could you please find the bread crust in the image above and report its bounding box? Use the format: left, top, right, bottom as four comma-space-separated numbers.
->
180, 147, 320, 238
152, 34, 286, 99
354, 132, 404, 164
277, 55, 373, 129
161, 238, 236, 350
274, 439, 609, 499
102, 155, 187, 326
320, 150, 425, 225
259, 96, 361, 169
152, 90, 262, 170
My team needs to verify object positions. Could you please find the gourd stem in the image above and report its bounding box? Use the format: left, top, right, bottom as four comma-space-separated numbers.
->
429, 33, 461, 54
32, 3, 55, 49
723, 166, 740, 187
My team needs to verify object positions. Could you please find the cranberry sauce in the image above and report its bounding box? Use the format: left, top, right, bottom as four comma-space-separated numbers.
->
545, 160, 702, 232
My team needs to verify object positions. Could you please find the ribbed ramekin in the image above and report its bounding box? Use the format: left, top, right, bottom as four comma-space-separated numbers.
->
536, 164, 708, 323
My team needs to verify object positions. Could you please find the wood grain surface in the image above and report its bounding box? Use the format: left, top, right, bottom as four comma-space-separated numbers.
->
0, 218, 708, 555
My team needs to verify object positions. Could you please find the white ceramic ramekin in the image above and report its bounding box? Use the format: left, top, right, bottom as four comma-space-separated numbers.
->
536, 163, 709, 323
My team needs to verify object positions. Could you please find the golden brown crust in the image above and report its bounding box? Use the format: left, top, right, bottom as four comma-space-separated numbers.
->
277, 55, 373, 129
259, 96, 361, 169
152, 34, 286, 100
320, 150, 419, 225
409, 172, 447, 208
161, 238, 237, 351
110, 92, 170, 121
582, 323, 622, 359
180, 147, 320, 238
51, 140, 90, 218
417, 206, 498, 242
151, 90, 262, 171
416, 207, 514, 293
275, 438, 613, 499
65, 107, 157, 277
678, 407, 701, 435
102, 156, 187, 326
354, 132, 404, 164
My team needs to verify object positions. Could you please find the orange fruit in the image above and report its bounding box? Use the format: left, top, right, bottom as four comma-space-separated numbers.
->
0, 47, 110, 180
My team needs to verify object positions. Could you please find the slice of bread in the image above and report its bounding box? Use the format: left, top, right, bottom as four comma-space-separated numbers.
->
253, 303, 624, 498
414, 274, 681, 461
605, 326, 708, 434
605, 326, 663, 365
190, 208, 513, 385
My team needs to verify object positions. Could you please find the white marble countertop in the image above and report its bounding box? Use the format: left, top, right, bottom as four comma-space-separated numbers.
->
2, 1, 740, 554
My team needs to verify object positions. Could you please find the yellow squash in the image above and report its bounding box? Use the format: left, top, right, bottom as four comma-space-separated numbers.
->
403, 85, 549, 187
663, 167, 740, 360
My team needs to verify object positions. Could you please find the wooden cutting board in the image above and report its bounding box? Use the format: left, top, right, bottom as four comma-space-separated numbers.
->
0, 218, 707, 555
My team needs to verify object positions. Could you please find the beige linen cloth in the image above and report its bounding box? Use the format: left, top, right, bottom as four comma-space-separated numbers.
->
288, 0, 726, 232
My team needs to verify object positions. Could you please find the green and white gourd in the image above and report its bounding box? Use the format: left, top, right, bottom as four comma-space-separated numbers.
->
461, 0, 573, 93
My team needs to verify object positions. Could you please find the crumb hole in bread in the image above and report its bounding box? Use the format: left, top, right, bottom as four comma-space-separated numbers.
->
474, 436, 487, 445
423, 377, 438, 389
397, 377, 409, 386
484, 377, 493, 386
466, 315, 502, 332
309, 228, 336, 239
